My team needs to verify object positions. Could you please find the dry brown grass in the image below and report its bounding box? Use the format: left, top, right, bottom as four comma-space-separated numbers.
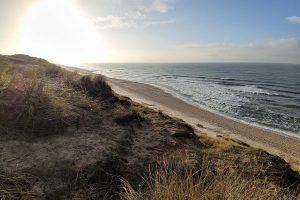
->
121, 156, 296, 200
0, 170, 40, 199
0, 55, 78, 138
71, 75, 113, 99
199, 133, 250, 149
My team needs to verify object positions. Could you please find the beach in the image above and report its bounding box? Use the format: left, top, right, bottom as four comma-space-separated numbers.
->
108, 77, 300, 162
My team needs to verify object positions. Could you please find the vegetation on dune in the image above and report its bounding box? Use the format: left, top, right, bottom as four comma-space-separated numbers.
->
0, 169, 39, 199
72, 75, 113, 99
0, 55, 76, 138
121, 155, 296, 200
0, 54, 299, 199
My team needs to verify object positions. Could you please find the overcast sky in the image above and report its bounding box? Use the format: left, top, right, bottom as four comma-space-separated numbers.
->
0, 0, 300, 65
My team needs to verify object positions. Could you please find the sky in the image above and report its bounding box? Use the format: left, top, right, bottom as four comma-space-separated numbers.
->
0, 0, 300, 65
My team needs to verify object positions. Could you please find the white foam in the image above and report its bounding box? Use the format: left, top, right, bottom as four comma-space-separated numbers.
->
228, 85, 278, 95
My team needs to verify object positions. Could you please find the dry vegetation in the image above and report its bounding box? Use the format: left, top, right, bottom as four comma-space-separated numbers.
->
121, 137, 300, 200
121, 156, 293, 200
0, 54, 299, 200
0, 55, 76, 138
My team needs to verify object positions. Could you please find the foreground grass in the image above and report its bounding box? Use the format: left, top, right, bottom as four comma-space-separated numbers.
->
0, 54, 299, 199
121, 155, 296, 200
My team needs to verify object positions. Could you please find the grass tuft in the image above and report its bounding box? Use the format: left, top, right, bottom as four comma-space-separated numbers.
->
0, 56, 77, 138
72, 75, 113, 99
121, 156, 295, 200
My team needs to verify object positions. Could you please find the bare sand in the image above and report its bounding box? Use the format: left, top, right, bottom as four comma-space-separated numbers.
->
107, 78, 300, 163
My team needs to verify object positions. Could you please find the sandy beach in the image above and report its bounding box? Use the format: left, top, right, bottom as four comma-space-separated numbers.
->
107, 77, 300, 162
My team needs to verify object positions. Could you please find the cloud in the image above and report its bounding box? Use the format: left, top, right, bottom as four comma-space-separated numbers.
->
146, 18, 175, 25
146, 0, 172, 13
167, 38, 300, 63
92, 14, 175, 29
287, 16, 300, 24
91, 0, 174, 29
92, 15, 130, 29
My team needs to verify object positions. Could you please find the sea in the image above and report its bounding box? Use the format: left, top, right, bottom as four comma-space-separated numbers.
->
83, 63, 300, 137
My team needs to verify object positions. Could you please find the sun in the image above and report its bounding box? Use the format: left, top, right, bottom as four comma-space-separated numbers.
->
18, 0, 108, 66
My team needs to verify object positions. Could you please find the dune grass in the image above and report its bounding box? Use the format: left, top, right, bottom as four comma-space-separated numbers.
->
121, 155, 295, 200
1, 56, 75, 137
0, 55, 116, 139
71, 75, 113, 99
0, 170, 39, 200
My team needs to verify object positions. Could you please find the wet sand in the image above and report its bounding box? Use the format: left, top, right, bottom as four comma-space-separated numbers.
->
107, 78, 300, 162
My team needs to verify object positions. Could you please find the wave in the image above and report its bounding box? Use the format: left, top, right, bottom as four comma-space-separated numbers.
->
257, 86, 300, 95
161, 75, 300, 91
228, 85, 278, 95
283, 104, 300, 109
218, 81, 245, 86
220, 78, 237, 81
161, 74, 207, 79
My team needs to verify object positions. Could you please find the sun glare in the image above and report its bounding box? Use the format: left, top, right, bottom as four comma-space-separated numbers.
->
19, 0, 108, 66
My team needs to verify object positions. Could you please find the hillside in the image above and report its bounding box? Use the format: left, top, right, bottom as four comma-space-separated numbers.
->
0, 54, 299, 200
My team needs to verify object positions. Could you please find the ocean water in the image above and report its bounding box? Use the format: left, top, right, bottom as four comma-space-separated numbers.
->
84, 63, 300, 136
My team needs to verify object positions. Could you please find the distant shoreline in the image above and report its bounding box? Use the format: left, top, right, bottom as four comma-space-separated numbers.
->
106, 77, 300, 162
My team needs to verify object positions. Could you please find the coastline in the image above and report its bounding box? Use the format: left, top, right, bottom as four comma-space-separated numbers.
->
133, 79, 300, 140
107, 77, 300, 163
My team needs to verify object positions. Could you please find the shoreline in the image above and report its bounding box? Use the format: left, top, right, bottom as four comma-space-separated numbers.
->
137, 80, 300, 140
107, 77, 300, 163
